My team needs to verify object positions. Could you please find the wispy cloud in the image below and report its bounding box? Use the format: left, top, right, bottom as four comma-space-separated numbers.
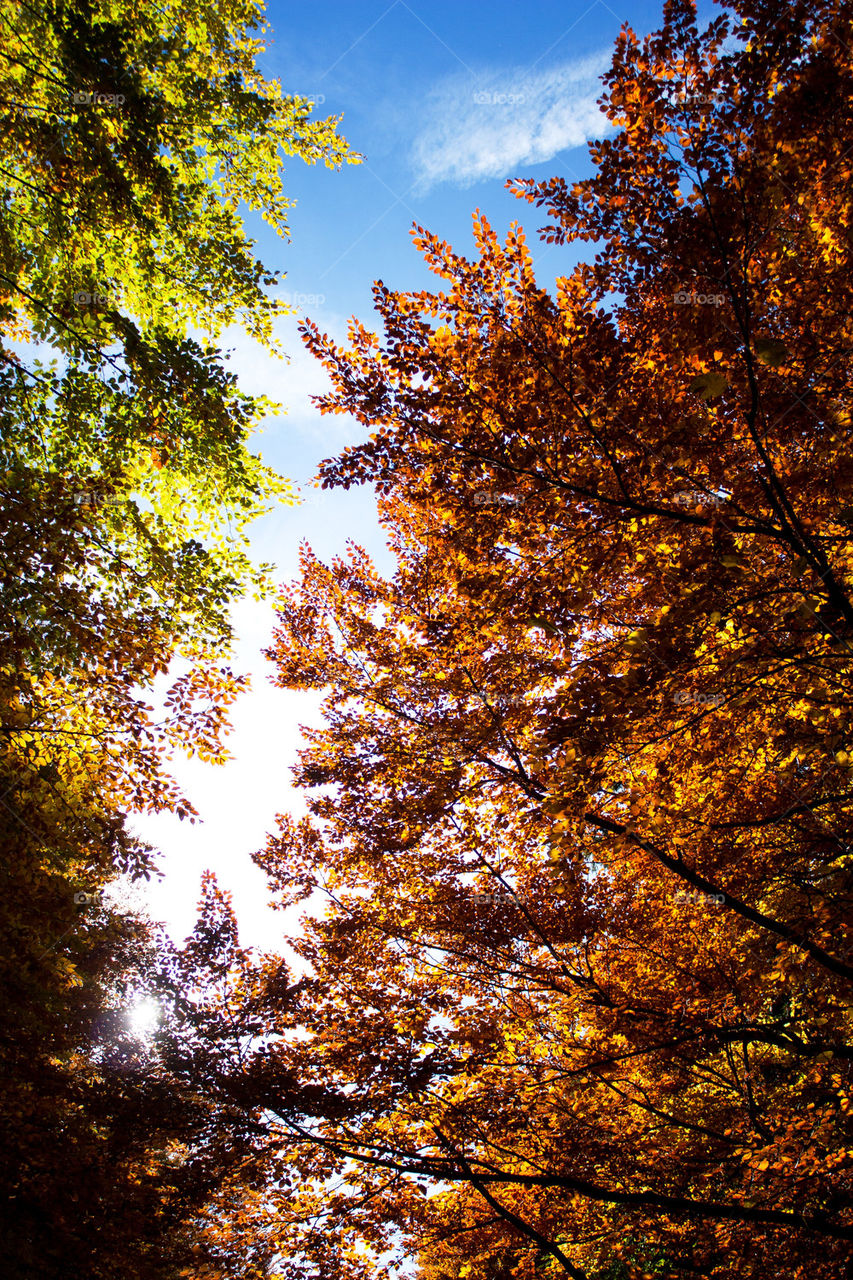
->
412, 52, 613, 189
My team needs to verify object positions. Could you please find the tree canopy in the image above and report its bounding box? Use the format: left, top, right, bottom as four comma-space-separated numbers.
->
167, 1, 853, 1275
5, 0, 853, 1276
0, 0, 357, 1273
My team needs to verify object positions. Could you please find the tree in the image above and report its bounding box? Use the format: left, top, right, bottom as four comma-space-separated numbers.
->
1, 0, 357, 672
0, 0, 358, 831
193, 1, 853, 1276
0, 0, 358, 1272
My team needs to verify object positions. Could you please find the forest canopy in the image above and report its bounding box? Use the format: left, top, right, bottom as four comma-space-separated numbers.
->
207, 0, 853, 1276
2, 0, 852, 1278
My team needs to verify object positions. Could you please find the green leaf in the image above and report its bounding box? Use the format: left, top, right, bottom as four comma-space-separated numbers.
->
754, 337, 788, 367
688, 371, 728, 400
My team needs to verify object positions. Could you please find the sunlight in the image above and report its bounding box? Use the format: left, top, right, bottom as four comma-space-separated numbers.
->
127, 997, 160, 1039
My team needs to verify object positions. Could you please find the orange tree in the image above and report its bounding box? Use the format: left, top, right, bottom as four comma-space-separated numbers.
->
195, 0, 853, 1277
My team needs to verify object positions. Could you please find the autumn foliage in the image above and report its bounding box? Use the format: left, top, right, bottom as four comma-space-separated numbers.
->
5, 0, 853, 1276
206, 1, 853, 1276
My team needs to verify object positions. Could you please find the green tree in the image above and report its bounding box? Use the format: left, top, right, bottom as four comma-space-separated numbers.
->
0, 0, 358, 1273
1, 0, 358, 667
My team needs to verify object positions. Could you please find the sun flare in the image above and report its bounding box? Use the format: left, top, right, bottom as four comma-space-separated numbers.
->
127, 997, 160, 1039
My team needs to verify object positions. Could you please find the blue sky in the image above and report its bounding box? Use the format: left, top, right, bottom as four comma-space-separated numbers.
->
133, 0, 721, 949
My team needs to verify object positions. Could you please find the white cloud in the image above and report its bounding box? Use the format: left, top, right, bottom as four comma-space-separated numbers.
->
217, 312, 358, 439
412, 52, 614, 189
